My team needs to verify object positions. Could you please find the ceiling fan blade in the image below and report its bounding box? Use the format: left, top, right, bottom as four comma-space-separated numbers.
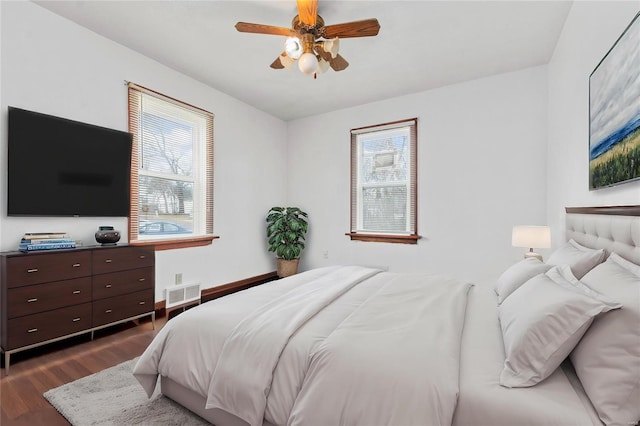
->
296, 0, 318, 26
272, 52, 296, 70
323, 19, 380, 39
235, 22, 295, 37
270, 55, 285, 69
315, 45, 332, 62
329, 54, 349, 71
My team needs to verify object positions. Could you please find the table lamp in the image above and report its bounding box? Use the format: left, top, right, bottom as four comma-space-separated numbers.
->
512, 225, 551, 261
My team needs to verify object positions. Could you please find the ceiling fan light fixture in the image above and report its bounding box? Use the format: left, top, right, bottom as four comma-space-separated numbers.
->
235, 0, 380, 76
323, 38, 340, 58
280, 54, 295, 69
317, 57, 330, 74
284, 37, 303, 59
298, 52, 318, 74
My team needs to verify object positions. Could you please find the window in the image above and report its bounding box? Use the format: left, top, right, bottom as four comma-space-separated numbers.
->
128, 83, 215, 249
348, 118, 420, 244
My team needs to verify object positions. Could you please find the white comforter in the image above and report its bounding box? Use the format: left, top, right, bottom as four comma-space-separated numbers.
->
134, 266, 472, 426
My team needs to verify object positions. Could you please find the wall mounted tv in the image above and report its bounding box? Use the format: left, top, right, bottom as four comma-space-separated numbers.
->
8, 106, 133, 217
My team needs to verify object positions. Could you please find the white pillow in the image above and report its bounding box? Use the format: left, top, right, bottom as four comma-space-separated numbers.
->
498, 265, 621, 388
570, 253, 640, 426
546, 239, 605, 279
495, 258, 552, 304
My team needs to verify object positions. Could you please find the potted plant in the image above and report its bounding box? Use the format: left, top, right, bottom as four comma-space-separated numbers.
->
266, 206, 309, 277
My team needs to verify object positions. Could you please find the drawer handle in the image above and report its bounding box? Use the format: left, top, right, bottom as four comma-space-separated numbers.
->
104, 259, 113, 263
73, 290, 81, 294
105, 284, 112, 288
27, 298, 38, 303
139, 301, 145, 305
72, 263, 81, 268
27, 328, 38, 333
139, 255, 146, 259
27, 268, 39, 273
72, 317, 81, 322
105, 309, 113, 313
138, 278, 146, 282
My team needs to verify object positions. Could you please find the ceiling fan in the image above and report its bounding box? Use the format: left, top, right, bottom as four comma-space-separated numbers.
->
235, 0, 380, 77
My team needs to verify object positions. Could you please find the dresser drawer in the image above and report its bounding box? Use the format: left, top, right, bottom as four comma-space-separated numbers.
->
92, 246, 154, 274
92, 289, 154, 327
92, 267, 154, 300
5, 251, 92, 288
7, 277, 92, 319
6, 303, 92, 350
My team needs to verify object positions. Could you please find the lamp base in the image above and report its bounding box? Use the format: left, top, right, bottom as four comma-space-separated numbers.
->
524, 251, 543, 262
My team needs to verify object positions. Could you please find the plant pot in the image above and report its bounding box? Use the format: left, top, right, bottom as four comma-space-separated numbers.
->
276, 258, 299, 278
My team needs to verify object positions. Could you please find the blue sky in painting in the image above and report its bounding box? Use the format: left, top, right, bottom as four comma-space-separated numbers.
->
590, 13, 640, 153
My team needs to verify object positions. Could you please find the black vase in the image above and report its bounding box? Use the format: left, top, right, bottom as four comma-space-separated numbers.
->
95, 226, 121, 245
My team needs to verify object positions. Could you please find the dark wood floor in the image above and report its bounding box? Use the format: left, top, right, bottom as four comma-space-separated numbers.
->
0, 315, 167, 426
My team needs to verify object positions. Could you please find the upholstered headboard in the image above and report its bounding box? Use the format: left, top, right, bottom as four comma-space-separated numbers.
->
565, 206, 640, 265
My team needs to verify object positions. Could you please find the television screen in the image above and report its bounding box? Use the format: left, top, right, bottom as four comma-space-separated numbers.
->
8, 107, 132, 217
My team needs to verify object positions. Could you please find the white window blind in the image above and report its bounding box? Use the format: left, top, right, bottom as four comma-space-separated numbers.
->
350, 118, 419, 243
128, 83, 213, 243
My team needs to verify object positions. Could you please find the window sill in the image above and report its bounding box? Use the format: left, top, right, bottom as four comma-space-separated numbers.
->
130, 235, 219, 251
346, 233, 421, 244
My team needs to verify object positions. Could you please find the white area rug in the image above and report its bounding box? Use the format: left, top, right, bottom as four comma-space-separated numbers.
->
43, 358, 210, 425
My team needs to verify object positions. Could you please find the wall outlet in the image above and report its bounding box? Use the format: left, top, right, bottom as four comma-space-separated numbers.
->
175, 273, 183, 285
322, 250, 329, 259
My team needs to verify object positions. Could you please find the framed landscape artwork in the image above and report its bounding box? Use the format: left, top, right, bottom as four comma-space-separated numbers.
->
589, 11, 640, 190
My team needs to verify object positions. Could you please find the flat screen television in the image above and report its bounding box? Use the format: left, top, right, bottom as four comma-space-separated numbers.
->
7, 106, 133, 217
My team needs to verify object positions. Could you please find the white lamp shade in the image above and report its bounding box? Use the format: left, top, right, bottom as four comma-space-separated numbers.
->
323, 38, 340, 58
284, 37, 302, 59
317, 57, 330, 73
279, 54, 295, 69
298, 52, 318, 74
512, 226, 551, 249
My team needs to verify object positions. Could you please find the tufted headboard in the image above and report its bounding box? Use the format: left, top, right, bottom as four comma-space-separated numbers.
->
565, 206, 640, 266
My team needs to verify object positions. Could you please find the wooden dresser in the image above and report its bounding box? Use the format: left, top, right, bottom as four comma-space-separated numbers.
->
0, 245, 155, 374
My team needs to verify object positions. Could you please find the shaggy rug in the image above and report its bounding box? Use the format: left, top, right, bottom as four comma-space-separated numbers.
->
43, 358, 210, 425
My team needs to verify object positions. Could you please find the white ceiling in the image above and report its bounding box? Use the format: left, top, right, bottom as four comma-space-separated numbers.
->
33, 0, 572, 121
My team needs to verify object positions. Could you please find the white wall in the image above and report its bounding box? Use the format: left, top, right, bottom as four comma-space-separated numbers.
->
287, 66, 549, 284
547, 2, 640, 248
6, 1, 638, 297
0, 1, 288, 301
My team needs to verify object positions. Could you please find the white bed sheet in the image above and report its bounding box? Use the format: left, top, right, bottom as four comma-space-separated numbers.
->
453, 282, 603, 426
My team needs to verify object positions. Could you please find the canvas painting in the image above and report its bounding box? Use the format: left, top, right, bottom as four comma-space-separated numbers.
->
589, 12, 640, 190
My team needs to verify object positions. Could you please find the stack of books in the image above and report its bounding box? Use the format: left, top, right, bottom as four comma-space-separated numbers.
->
19, 232, 76, 252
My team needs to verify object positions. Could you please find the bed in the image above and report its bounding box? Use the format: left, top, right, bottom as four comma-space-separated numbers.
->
133, 205, 640, 426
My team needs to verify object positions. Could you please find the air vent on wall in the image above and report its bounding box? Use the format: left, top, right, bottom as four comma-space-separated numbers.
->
166, 282, 201, 310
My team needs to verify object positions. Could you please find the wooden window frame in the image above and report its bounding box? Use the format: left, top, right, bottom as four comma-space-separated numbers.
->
127, 82, 217, 250
348, 118, 421, 244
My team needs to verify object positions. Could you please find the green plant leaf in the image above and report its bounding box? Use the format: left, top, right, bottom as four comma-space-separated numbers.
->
265, 206, 308, 260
